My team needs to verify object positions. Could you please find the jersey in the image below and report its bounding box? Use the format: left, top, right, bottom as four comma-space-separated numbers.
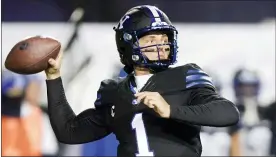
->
46, 63, 240, 157
101, 64, 215, 156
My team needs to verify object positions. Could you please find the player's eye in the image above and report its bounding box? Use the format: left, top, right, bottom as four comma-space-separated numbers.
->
142, 48, 155, 52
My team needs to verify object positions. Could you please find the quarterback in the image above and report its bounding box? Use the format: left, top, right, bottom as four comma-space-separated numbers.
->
45, 5, 239, 157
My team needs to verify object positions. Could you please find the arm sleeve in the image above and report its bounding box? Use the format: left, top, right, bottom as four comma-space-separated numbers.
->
170, 87, 240, 127
46, 77, 112, 144
263, 101, 276, 121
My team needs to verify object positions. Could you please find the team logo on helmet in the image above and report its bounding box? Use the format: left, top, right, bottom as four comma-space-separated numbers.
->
118, 15, 130, 29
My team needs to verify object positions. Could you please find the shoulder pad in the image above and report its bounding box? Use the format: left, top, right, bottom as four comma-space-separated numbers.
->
184, 63, 216, 90
140, 64, 216, 93
144, 64, 215, 93
94, 79, 118, 108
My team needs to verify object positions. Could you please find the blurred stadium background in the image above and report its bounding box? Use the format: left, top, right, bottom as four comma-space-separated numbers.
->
1, 0, 275, 156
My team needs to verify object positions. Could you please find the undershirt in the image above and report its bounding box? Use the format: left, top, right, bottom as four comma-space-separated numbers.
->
134, 74, 153, 92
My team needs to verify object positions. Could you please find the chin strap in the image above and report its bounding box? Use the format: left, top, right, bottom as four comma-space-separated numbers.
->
123, 66, 134, 74
123, 65, 168, 75
149, 65, 169, 73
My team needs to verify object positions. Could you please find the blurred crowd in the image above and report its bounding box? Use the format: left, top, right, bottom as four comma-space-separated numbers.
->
2, 67, 276, 156
1, 70, 59, 156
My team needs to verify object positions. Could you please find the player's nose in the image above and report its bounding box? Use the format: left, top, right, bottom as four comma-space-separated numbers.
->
157, 46, 166, 56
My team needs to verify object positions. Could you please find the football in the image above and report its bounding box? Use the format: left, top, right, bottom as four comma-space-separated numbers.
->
5, 36, 61, 74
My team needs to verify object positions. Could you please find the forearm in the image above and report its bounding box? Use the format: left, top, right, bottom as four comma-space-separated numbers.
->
170, 99, 240, 127
230, 132, 242, 156
46, 77, 76, 141
46, 77, 110, 144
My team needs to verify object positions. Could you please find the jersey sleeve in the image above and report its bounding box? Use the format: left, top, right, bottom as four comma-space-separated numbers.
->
263, 101, 276, 121
46, 77, 114, 144
169, 64, 240, 127
184, 63, 217, 91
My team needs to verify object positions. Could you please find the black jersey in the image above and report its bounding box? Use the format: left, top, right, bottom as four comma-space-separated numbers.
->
46, 63, 239, 157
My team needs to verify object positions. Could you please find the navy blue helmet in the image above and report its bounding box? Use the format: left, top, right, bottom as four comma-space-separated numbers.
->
233, 68, 260, 97
113, 5, 178, 73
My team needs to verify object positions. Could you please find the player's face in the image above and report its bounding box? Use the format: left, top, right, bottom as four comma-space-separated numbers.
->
137, 32, 170, 61
238, 84, 258, 97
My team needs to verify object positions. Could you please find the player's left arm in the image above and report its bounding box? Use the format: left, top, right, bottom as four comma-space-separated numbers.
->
136, 88, 239, 127
171, 87, 240, 127
136, 64, 240, 127
263, 101, 276, 121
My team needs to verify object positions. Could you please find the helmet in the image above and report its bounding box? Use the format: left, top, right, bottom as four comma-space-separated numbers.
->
233, 68, 260, 97
113, 5, 178, 73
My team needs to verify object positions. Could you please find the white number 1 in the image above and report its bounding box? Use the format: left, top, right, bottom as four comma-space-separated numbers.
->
131, 113, 154, 156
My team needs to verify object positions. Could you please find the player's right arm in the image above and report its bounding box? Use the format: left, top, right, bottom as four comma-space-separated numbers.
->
45, 51, 112, 144
46, 78, 113, 144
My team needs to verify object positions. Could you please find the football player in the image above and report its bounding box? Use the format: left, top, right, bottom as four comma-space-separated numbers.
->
229, 68, 272, 156
45, 5, 239, 157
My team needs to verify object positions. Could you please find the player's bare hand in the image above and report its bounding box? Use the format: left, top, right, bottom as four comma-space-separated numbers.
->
135, 92, 170, 118
45, 50, 63, 80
